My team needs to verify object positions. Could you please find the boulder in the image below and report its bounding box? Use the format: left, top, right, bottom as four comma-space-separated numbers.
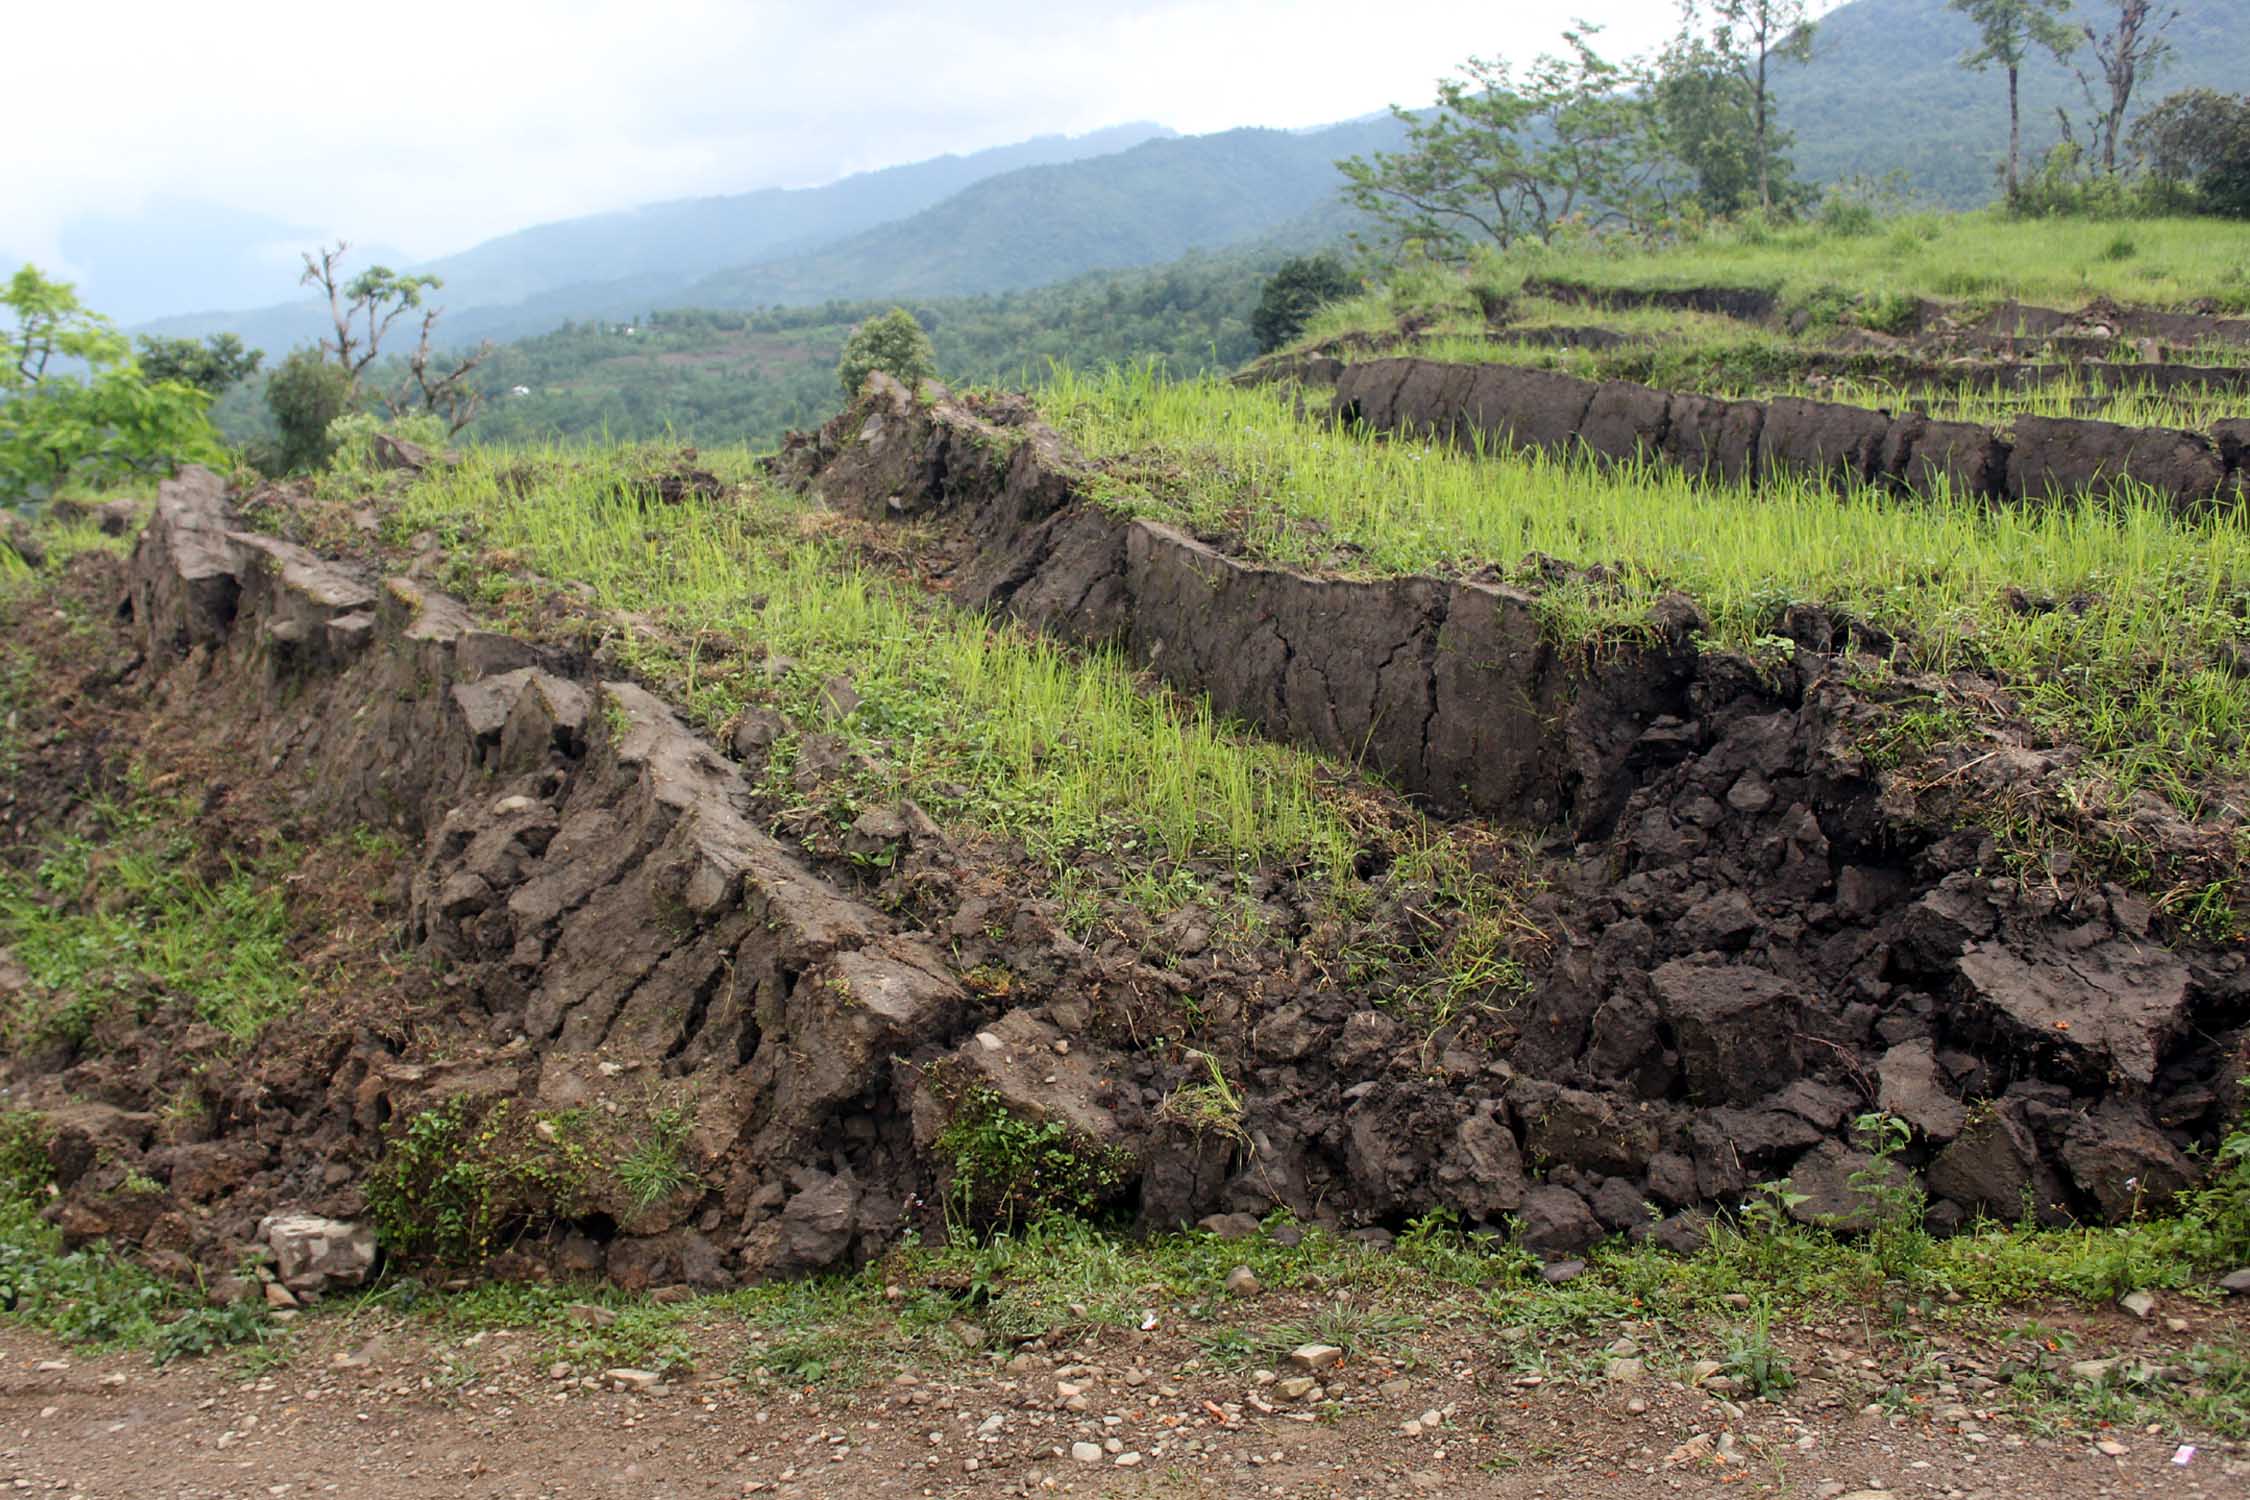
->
1783, 1140, 1917, 1233
259, 1213, 377, 1291
1652, 961, 1804, 1104
1876, 1039, 1967, 1142
1927, 1098, 2069, 1226
2059, 1103, 2197, 1221
1435, 1103, 1527, 1224
1954, 940, 2189, 1087
1517, 1184, 1604, 1256
2007, 415, 2226, 506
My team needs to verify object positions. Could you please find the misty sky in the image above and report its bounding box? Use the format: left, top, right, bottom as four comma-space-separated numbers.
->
9, 0, 1692, 289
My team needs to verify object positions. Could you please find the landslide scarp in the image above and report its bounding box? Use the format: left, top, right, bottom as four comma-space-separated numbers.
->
0, 397, 2243, 1301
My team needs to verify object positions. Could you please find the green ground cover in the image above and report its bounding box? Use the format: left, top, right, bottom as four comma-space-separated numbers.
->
383, 447, 1361, 881
1488, 213, 2250, 317
0, 781, 305, 1048
1043, 366, 2250, 814
1389, 331, 2248, 434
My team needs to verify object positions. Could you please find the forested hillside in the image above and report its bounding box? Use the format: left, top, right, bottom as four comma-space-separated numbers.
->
1782, 0, 2250, 204
413, 123, 1175, 312
208, 246, 1292, 450
143, 120, 1391, 353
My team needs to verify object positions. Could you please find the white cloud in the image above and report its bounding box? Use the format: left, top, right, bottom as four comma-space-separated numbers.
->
6, 0, 1685, 271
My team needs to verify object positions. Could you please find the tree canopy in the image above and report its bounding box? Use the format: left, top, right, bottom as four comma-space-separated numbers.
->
1337, 29, 1672, 258
1, 266, 224, 504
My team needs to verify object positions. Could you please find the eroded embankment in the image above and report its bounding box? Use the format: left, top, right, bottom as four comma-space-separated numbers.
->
783, 375, 2250, 1248
1327, 357, 2250, 508
13, 438, 2250, 1295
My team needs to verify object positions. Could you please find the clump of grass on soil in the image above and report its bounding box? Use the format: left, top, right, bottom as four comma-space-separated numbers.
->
0, 780, 305, 1047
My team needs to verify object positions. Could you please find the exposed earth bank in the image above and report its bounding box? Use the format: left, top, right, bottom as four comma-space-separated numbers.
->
0, 426, 2244, 1298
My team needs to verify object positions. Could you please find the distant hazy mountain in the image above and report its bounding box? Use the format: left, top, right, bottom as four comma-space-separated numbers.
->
135, 123, 1175, 348
413, 122, 1176, 311
1781, 0, 2250, 206
55, 198, 408, 329
672, 120, 1401, 312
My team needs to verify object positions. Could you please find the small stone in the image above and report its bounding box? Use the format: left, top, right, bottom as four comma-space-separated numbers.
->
1113, 1452, 1142, 1468
1688, 1359, 1726, 1387
1223, 1266, 1261, 1297
567, 1303, 617, 1328
1540, 1259, 1586, 1285
607, 1369, 661, 1391
262, 1281, 299, 1309
2096, 1439, 2130, 1457
2217, 1268, 2250, 1295
2119, 1290, 2156, 1319
2068, 1358, 2119, 1384
1625, 1396, 1649, 1415
1288, 1344, 1344, 1371
1604, 1358, 1646, 1385
1401, 1419, 1423, 1438
1275, 1377, 1317, 1401
1418, 1409, 1442, 1430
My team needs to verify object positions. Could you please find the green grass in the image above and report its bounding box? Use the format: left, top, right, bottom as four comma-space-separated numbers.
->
1494, 212, 2250, 316
1387, 328, 2248, 436
389, 446, 1363, 880
0, 783, 304, 1046
1041, 366, 2250, 816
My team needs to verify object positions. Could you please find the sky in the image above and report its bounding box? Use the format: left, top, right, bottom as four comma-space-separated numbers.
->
5, 0, 1691, 311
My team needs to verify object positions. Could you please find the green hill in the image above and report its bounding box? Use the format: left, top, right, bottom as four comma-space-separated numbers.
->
1782, 0, 2250, 206
675, 121, 1397, 312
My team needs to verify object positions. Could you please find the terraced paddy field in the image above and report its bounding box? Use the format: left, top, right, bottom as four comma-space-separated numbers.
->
5, 238, 2250, 1487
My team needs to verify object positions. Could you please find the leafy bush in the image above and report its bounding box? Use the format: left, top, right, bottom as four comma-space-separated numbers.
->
836, 307, 937, 400
260, 349, 354, 474
1, 266, 225, 503
2131, 89, 2250, 219
1251, 255, 1359, 352
936, 1087, 1127, 1234
363, 1099, 585, 1263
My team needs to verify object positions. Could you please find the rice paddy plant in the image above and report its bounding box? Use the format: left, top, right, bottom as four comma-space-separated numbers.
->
1041, 366, 2250, 793
1501, 211, 2250, 314
390, 449, 1363, 878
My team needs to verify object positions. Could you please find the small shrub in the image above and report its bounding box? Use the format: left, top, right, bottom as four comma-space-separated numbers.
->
0, 1113, 52, 1202
936, 1087, 1127, 1234
836, 308, 936, 401
364, 1099, 590, 1264
2101, 230, 2138, 262
1849, 1111, 1933, 1281
1856, 290, 1922, 336
1725, 1299, 1796, 1397
1251, 255, 1360, 353
262, 350, 353, 474
2179, 1078, 2250, 1260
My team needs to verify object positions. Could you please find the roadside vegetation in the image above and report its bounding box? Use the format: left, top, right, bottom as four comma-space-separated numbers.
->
2, 1097, 2246, 1440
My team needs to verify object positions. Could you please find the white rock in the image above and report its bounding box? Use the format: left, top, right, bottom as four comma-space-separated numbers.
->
1070, 1442, 1102, 1464
258, 1213, 376, 1291
1287, 1344, 1344, 1371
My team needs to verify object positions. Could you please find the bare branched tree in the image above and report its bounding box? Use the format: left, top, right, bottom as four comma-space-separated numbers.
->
2075, 0, 2181, 173
388, 308, 494, 437
299, 241, 490, 435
